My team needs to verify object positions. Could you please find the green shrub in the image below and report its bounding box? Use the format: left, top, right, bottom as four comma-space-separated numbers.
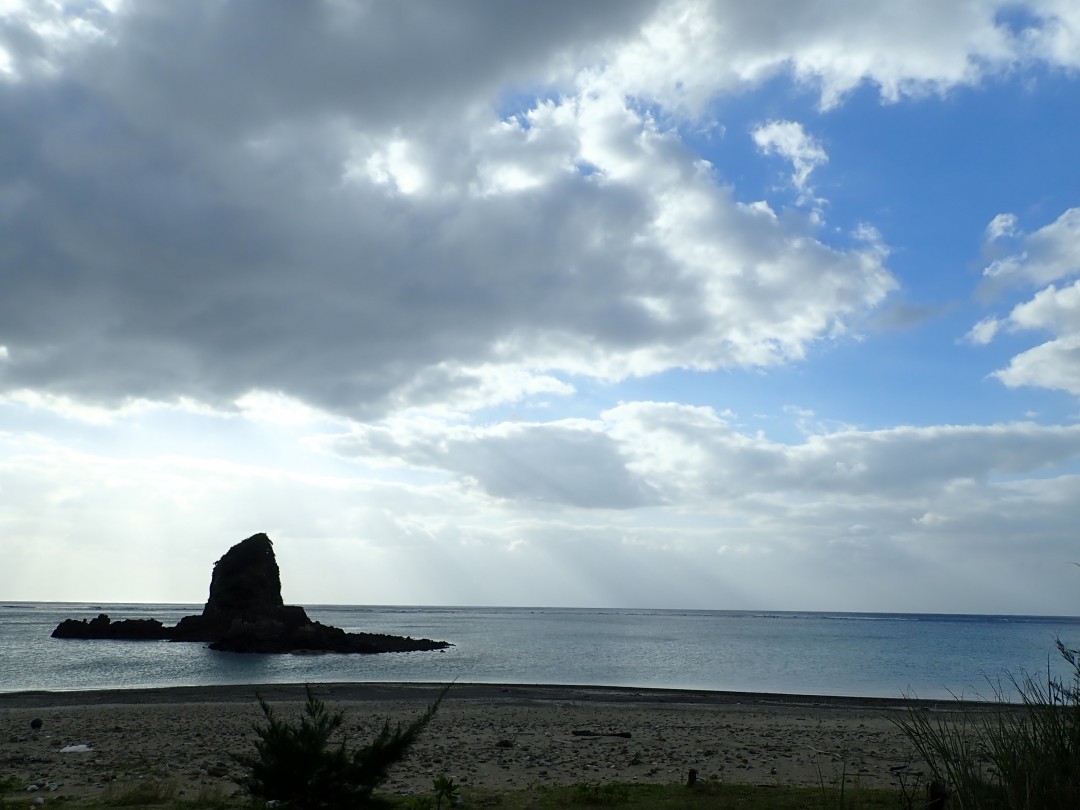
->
433, 774, 460, 809
0, 775, 21, 797
235, 684, 447, 810
893, 638, 1080, 809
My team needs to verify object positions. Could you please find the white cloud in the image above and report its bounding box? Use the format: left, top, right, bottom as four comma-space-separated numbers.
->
751, 119, 828, 194
973, 208, 1080, 394
1020, 0, 1080, 69
985, 212, 1019, 242
994, 334, 1080, 394
595, 0, 1074, 112
359, 138, 427, 195
234, 391, 338, 427
0, 389, 178, 424
966, 317, 1002, 346
6, 403, 1080, 611
983, 208, 1080, 287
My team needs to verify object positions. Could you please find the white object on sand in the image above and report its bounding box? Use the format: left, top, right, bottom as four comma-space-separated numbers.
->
59, 743, 92, 753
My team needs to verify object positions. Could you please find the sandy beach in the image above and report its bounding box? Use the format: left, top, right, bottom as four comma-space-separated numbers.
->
0, 683, 977, 803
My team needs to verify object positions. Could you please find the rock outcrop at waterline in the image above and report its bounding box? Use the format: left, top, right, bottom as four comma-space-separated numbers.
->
52, 533, 451, 655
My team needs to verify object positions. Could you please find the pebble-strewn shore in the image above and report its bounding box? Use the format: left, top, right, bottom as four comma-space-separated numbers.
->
0, 683, 974, 804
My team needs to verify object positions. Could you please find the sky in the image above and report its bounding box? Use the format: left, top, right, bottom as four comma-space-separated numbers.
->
2, 1, 1080, 614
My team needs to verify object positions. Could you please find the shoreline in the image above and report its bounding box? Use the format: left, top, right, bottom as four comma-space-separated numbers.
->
0, 679, 1016, 709
0, 681, 1012, 803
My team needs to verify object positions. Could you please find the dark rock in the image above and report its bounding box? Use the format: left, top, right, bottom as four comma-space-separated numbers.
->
170, 535, 311, 642
203, 533, 285, 623
52, 533, 451, 655
52, 614, 171, 640
571, 729, 632, 739
29, 719, 42, 731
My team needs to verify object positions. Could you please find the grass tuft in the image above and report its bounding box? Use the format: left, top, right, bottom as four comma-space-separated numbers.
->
892, 637, 1080, 809
101, 778, 180, 806
574, 782, 633, 805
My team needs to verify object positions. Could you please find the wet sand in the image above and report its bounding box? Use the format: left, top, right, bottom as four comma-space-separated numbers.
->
0, 682, 980, 803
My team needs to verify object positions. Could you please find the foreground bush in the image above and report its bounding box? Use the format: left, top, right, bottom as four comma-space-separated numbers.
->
893, 639, 1080, 809
236, 685, 446, 810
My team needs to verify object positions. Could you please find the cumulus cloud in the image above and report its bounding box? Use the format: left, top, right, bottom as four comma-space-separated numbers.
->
751, 120, 828, 195
982, 207, 1080, 287
325, 403, 1080, 507
3, 1, 1076, 419
973, 208, 1080, 394
598, 0, 1077, 111
965, 317, 1002, 346
985, 212, 1019, 242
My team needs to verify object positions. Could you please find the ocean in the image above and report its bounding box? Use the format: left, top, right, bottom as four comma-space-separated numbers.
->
2, 603, 1078, 700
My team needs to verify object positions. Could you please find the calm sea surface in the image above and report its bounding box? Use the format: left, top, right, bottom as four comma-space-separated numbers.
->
1, 603, 1078, 700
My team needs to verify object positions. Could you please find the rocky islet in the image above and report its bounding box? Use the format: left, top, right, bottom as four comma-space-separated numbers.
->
52, 533, 450, 654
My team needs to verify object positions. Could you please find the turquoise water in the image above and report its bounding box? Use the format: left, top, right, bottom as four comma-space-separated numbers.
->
1, 602, 1078, 699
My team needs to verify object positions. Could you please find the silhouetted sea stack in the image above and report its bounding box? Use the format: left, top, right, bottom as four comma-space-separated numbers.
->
52, 533, 451, 654
169, 533, 310, 645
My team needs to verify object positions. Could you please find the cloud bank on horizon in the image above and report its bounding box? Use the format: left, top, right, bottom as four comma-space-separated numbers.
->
2, 0, 1080, 613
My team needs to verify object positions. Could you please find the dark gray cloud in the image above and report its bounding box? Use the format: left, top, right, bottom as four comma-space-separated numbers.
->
0, 0, 896, 419
334, 421, 661, 509
85, 1, 659, 134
